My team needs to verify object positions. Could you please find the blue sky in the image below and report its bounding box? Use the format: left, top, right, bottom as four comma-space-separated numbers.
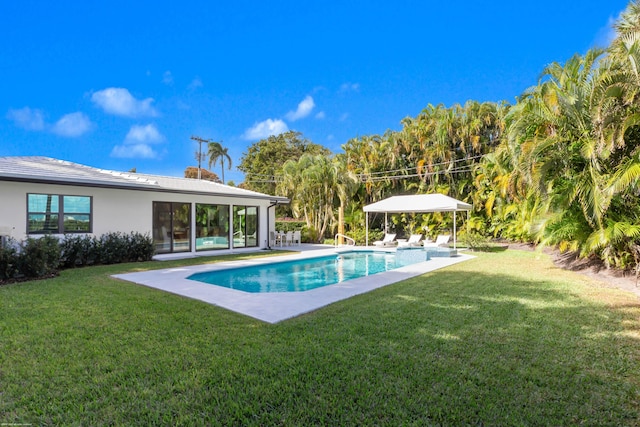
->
0, 1, 630, 183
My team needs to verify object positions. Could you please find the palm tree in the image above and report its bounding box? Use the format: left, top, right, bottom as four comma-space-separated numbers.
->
278, 154, 358, 242
207, 141, 232, 184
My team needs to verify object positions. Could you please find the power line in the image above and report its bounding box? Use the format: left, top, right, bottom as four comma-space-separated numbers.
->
191, 135, 213, 180
354, 154, 484, 177
244, 166, 476, 184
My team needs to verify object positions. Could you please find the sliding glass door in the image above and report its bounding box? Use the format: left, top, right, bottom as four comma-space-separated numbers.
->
232, 205, 258, 248
153, 202, 191, 253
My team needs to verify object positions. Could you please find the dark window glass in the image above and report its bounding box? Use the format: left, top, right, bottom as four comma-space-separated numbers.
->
27, 194, 91, 234
233, 205, 259, 248
62, 196, 91, 232
153, 202, 192, 254
195, 204, 230, 251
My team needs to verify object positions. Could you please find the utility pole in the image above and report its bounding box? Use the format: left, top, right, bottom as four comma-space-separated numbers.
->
190, 135, 210, 180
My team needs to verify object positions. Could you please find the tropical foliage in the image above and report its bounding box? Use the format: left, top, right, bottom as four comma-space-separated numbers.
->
247, 2, 640, 270
277, 154, 358, 242
207, 141, 232, 184
238, 131, 331, 196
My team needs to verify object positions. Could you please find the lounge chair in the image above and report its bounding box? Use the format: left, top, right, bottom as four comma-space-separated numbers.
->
398, 234, 423, 247
423, 234, 450, 247
373, 233, 397, 247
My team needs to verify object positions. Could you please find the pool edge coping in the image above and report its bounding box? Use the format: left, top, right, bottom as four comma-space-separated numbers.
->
112, 248, 475, 323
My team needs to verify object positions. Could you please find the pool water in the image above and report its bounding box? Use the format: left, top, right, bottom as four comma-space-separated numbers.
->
187, 250, 429, 293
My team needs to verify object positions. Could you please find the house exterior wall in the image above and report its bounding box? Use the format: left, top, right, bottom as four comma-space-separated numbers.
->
0, 180, 277, 251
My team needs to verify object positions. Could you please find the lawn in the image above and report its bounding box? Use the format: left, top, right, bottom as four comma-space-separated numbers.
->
1, 249, 639, 425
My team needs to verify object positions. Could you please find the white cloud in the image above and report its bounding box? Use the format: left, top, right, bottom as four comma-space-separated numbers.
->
285, 95, 315, 121
110, 124, 164, 159
243, 118, 288, 140
188, 77, 203, 91
340, 113, 350, 122
125, 124, 165, 143
91, 87, 157, 117
339, 82, 360, 93
315, 111, 326, 119
110, 143, 158, 159
162, 71, 173, 85
51, 112, 93, 137
6, 107, 46, 130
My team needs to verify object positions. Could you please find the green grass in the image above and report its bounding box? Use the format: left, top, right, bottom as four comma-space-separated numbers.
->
1, 250, 639, 425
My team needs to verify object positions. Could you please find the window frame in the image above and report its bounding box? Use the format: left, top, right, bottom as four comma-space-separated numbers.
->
26, 193, 93, 234
195, 203, 230, 252
232, 204, 259, 248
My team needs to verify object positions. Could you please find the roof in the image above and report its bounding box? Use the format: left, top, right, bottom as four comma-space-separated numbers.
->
0, 156, 289, 202
363, 194, 472, 213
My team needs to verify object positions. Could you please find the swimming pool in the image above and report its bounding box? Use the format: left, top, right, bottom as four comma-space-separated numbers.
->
187, 249, 430, 293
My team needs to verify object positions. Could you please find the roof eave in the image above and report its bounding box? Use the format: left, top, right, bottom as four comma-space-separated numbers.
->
0, 174, 290, 202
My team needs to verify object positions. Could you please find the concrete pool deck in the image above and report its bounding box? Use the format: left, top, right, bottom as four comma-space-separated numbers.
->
113, 247, 474, 323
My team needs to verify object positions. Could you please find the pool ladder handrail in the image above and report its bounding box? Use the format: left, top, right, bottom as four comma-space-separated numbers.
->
334, 233, 355, 247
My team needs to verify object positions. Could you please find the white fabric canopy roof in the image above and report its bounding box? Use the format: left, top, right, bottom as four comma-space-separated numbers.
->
363, 194, 472, 248
363, 194, 471, 213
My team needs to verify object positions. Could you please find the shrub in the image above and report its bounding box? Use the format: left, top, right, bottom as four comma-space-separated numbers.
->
59, 232, 154, 267
0, 232, 154, 284
59, 235, 100, 268
460, 232, 493, 251
98, 232, 155, 264
302, 226, 321, 243
275, 220, 305, 233
127, 232, 155, 262
17, 235, 61, 278
98, 232, 128, 264
0, 238, 19, 281
346, 229, 383, 246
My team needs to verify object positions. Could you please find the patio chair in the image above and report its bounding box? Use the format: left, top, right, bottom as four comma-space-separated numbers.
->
269, 231, 280, 247
292, 230, 301, 246
423, 234, 450, 247
373, 233, 397, 247
398, 234, 423, 247
284, 231, 294, 246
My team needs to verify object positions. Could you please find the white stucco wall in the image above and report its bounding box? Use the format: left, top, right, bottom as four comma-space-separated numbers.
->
0, 181, 278, 252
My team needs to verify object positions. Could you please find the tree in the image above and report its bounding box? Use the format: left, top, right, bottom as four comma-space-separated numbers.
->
184, 166, 221, 183
277, 154, 358, 242
238, 131, 331, 195
207, 141, 232, 184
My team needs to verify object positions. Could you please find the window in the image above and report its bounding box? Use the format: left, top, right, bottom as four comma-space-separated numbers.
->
27, 194, 92, 234
195, 204, 229, 251
233, 205, 258, 248
152, 202, 191, 253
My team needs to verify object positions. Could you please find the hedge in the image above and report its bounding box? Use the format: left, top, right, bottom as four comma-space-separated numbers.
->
0, 232, 154, 284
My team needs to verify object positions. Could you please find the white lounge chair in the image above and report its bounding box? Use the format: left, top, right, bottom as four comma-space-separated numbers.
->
373, 233, 397, 247
398, 234, 423, 247
423, 234, 450, 247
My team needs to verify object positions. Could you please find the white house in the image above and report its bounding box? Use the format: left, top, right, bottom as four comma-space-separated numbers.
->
0, 156, 289, 255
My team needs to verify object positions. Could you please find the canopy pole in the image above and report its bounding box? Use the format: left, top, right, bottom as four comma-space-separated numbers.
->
385, 213, 388, 234
365, 212, 369, 246
453, 211, 457, 250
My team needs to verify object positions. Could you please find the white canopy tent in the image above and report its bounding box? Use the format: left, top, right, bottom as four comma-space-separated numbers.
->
363, 194, 472, 249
